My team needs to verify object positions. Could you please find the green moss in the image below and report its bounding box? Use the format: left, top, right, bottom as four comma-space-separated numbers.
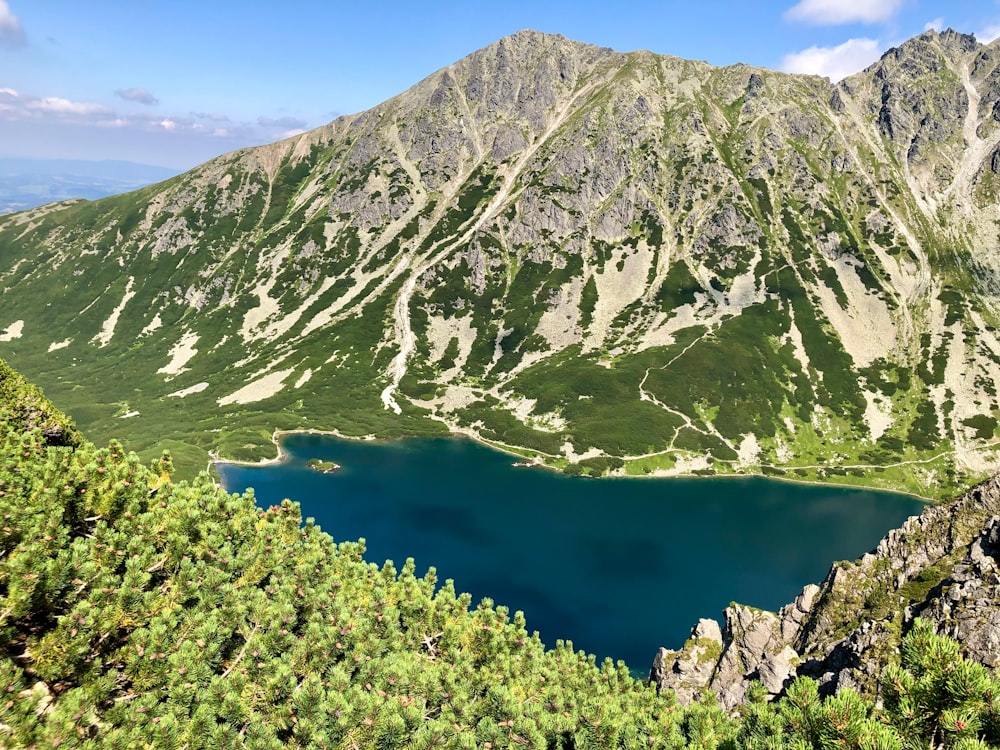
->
579, 275, 598, 329
898, 554, 959, 603
747, 177, 773, 219
656, 260, 704, 312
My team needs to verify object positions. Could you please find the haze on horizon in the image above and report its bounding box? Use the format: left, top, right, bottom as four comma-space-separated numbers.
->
1, 0, 998, 171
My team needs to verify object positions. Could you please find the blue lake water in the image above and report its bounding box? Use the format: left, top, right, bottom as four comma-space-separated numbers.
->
215, 433, 926, 671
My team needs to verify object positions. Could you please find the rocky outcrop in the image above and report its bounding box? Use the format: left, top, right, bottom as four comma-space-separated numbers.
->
912, 515, 1000, 666
863, 30, 976, 171
650, 619, 722, 705
652, 476, 1000, 711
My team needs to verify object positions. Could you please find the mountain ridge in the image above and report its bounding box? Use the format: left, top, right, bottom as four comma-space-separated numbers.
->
0, 28, 999, 498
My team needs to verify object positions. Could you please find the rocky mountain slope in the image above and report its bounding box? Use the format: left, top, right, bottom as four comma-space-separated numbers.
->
652, 473, 1000, 709
0, 29, 999, 496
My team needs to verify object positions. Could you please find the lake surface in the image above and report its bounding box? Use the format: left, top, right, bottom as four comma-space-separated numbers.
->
216, 433, 926, 671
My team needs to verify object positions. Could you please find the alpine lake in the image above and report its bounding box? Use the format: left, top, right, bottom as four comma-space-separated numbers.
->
216, 433, 926, 672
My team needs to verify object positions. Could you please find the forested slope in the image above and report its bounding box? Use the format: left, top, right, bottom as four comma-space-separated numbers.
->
1, 358, 999, 748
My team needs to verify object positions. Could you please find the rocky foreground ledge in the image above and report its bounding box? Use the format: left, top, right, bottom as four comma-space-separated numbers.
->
652, 476, 1000, 710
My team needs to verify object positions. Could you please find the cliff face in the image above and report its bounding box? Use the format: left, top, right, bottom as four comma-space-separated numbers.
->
652, 476, 1000, 710
0, 30, 998, 494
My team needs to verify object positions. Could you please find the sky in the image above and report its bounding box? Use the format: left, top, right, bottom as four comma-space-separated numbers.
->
1, 0, 999, 171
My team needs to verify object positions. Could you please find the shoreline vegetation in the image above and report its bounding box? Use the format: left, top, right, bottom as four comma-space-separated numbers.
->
210, 424, 937, 503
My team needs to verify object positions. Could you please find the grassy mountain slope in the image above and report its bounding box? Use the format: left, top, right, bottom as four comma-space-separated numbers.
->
1, 30, 1000, 497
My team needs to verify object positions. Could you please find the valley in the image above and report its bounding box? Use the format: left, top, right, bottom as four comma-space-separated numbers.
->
0, 158, 178, 214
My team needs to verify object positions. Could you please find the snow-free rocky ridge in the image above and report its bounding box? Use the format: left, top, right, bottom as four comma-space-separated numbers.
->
1, 29, 1000, 497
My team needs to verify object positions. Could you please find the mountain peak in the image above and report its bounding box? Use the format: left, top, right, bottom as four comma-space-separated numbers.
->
488, 28, 611, 53
495, 28, 567, 45
457, 27, 621, 75
874, 26, 980, 70
932, 27, 981, 53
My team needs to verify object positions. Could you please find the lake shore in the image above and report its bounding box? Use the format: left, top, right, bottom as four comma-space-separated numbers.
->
210, 423, 936, 503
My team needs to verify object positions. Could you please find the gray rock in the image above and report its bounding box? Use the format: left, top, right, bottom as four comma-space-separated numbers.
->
702, 605, 788, 711
649, 619, 724, 705
759, 645, 799, 694
911, 516, 1000, 666
829, 87, 846, 112
694, 617, 723, 643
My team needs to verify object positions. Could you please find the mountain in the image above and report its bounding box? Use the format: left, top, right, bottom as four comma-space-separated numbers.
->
0, 158, 179, 214
0, 29, 999, 497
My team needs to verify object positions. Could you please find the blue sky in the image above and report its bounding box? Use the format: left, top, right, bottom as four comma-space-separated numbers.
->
1, 0, 998, 170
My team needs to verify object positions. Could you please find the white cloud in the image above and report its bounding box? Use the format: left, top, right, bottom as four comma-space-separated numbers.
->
257, 115, 307, 129
281, 128, 307, 139
192, 111, 231, 122
979, 24, 1000, 44
784, 0, 902, 25
116, 87, 159, 106
27, 97, 111, 116
0, 0, 25, 49
924, 17, 944, 32
0, 82, 319, 167
781, 37, 883, 82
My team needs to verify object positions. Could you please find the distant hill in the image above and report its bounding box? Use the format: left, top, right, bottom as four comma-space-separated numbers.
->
0, 157, 178, 213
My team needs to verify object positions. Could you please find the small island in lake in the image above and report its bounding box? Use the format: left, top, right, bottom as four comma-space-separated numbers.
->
306, 458, 341, 474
